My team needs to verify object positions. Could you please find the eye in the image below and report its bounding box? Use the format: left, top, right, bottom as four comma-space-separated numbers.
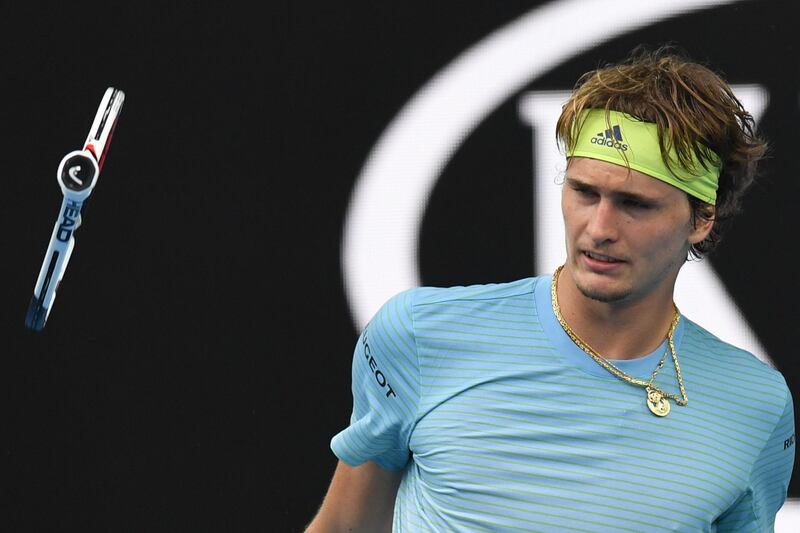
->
623, 198, 652, 209
570, 184, 597, 197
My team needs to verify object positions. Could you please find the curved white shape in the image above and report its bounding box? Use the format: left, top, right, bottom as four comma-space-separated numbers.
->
342, 0, 739, 329
778, 499, 800, 533
340, 2, 800, 523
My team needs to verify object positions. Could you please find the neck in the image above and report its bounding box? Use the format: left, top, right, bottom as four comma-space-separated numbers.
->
554, 264, 678, 360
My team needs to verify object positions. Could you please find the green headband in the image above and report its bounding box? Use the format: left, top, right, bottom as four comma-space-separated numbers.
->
566, 109, 720, 204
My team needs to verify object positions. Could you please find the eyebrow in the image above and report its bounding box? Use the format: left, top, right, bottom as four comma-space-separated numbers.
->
564, 175, 662, 205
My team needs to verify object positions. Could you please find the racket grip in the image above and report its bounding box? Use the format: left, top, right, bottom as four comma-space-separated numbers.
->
25, 294, 48, 331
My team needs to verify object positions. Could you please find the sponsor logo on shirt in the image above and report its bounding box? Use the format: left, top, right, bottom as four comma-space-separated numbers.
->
362, 327, 397, 399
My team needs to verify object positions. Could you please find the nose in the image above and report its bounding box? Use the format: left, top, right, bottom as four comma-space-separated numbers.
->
585, 198, 620, 245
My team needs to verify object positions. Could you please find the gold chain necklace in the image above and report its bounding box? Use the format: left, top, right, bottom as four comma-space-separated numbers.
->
551, 265, 688, 416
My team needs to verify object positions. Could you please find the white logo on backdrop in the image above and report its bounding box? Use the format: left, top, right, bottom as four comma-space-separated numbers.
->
342, 0, 742, 328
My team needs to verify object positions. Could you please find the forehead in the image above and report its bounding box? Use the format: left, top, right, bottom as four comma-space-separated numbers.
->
566, 157, 682, 198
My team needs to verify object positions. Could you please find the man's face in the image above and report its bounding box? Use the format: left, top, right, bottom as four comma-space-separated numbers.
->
561, 157, 713, 304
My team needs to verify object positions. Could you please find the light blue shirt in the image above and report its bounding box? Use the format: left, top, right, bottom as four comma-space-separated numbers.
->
332, 276, 795, 532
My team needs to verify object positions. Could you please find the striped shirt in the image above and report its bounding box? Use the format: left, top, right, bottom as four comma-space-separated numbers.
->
331, 276, 795, 532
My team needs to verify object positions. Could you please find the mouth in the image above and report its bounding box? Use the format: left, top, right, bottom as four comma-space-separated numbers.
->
582, 250, 625, 264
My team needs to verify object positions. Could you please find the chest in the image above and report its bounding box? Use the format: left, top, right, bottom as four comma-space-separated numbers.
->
407, 365, 752, 528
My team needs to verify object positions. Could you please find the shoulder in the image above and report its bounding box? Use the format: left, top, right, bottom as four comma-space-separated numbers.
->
681, 317, 789, 401
368, 277, 542, 337
409, 277, 540, 308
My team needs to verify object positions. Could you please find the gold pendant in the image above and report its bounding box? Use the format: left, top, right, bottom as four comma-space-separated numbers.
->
646, 387, 670, 417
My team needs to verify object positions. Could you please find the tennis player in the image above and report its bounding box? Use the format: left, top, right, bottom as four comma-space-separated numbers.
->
306, 46, 795, 532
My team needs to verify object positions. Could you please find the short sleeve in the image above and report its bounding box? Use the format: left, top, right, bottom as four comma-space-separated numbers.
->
330, 289, 420, 470
716, 386, 796, 532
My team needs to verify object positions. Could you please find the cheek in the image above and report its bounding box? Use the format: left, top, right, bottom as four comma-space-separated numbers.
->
561, 197, 584, 231
636, 223, 690, 260
561, 206, 583, 247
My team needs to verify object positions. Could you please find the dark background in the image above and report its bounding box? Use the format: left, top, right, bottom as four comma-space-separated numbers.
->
2, 1, 797, 531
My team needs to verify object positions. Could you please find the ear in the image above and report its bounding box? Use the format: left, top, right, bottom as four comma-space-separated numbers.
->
688, 204, 715, 245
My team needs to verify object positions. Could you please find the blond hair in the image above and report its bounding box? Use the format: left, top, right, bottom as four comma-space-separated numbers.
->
556, 46, 767, 257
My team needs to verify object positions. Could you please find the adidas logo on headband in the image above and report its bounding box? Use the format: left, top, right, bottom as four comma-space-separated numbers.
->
590, 125, 628, 151
570, 109, 719, 203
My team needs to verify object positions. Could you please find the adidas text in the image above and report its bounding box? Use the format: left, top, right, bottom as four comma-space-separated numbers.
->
590, 136, 628, 151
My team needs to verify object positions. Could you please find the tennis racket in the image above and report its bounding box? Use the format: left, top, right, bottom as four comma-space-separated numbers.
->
25, 87, 125, 331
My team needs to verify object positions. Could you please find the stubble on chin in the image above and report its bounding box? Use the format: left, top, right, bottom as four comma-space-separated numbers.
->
573, 274, 631, 303
576, 284, 630, 303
